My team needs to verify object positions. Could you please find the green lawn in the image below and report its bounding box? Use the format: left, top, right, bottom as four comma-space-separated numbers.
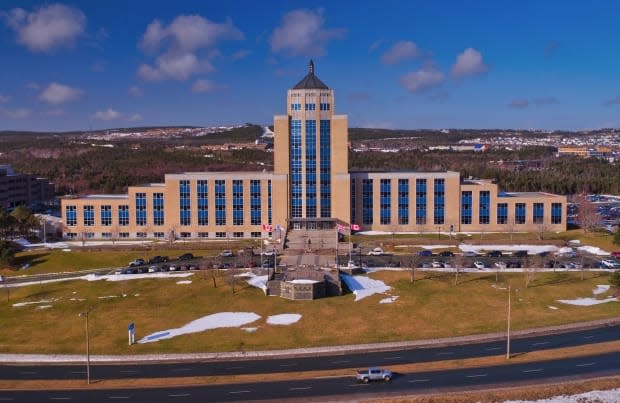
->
0, 269, 617, 355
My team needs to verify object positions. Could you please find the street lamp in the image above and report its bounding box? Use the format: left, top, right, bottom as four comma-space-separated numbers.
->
506, 285, 511, 360
79, 309, 91, 384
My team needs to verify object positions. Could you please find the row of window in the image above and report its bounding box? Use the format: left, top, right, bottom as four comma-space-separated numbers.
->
290, 103, 331, 111
65, 231, 264, 240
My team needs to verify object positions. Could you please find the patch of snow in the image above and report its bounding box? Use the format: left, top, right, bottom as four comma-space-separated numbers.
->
242, 327, 258, 333
340, 274, 391, 301
266, 314, 301, 325
557, 297, 617, 306
505, 388, 620, 403
288, 279, 317, 284
176, 280, 192, 285
548, 306, 558, 310
577, 245, 610, 256
246, 274, 268, 294
69, 298, 85, 301
36, 305, 52, 309
98, 295, 118, 299
459, 244, 558, 254
593, 285, 610, 295
137, 312, 261, 344
379, 296, 399, 304
491, 284, 507, 290
12, 299, 57, 307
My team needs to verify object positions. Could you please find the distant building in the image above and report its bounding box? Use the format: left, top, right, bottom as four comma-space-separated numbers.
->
61, 61, 566, 240
0, 165, 55, 210
557, 146, 613, 159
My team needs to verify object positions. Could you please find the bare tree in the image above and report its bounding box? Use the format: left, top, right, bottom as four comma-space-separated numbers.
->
407, 254, 419, 284
575, 194, 598, 233
453, 253, 466, 286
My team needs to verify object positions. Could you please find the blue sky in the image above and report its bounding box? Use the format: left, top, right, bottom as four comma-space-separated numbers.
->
1, 0, 619, 132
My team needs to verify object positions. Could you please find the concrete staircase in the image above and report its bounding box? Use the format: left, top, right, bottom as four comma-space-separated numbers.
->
283, 229, 338, 253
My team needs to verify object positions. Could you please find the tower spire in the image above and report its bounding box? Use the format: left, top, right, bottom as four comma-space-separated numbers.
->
309, 59, 314, 75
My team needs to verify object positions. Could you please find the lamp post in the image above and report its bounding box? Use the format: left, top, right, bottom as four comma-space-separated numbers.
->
79, 309, 91, 384
506, 285, 511, 360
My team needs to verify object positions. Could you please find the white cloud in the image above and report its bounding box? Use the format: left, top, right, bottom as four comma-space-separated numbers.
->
127, 113, 143, 122
368, 39, 383, 53
128, 86, 142, 97
45, 108, 65, 116
399, 68, 445, 92
381, 41, 419, 65
231, 49, 250, 61
92, 108, 122, 121
451, 48, 488, 79
1, 108, 31, 119
191, 79, 215, 93
39, 82, 83, 105
509, 98, 529, 109
0, 95, 9, 104
1, 4, 86, 53
137, 14, 243, 81
269, 8, 345, 57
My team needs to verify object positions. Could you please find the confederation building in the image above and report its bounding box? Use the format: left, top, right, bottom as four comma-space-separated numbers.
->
61, 61, 566, 241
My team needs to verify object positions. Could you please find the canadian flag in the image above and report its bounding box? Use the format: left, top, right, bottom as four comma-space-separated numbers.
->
350, 224, 360, 231
261, 223, 273, 232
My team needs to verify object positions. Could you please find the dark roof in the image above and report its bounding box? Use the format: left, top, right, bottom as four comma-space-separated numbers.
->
293, 60, 329, 90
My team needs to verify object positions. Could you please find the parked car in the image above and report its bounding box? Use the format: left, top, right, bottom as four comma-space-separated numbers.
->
356, 367, 393, 383
544, 260, 555, 268
129, 258, 145, 267
148, 256, 168, 264
494, 261, 507, 270
125, 268, 138, 274
611, 251, 620, 258
178, 253, 194, 261
421, 262, 431, 268
137, 267, 148, 274
443, 262, 453, 269
507, 261, 521, 268
439, 251, 454, 257
220, 250, 234, 257
147, 265, 159, 273
367, 247, 385, 256
473, 261, 485, 269
486, 250, 503, 257
188, 264, 199, 270
462, 251, 478, 257
431, 260, 443, 268
168, 264, 180, 271
513, 250, 528, 257
261, 250, 275, 256
417, 249, 433, 257
600, 259, 620, 269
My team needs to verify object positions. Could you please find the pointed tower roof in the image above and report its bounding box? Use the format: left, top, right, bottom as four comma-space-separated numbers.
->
293, 60, 329, 90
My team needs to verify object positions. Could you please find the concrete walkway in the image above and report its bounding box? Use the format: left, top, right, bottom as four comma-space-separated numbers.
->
1, 317, 619, 364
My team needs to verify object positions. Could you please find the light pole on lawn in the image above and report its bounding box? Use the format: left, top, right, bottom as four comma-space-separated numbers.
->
506, 285, 511, 360
79, 308, 92, 384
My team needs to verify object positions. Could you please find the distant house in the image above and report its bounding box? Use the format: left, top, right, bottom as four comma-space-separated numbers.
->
0, 165, 55, 210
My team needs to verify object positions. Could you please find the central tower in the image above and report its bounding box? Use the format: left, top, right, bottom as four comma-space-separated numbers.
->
273, 61, 350, 231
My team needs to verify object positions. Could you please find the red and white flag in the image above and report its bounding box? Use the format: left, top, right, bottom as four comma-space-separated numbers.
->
336, 223, 346, 233
261, 223, 273, 232
350, 224, 360, 231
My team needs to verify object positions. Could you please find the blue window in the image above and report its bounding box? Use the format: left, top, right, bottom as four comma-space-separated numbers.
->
433, 179, 445, 225
461, 191, 472, 225
290, 119, 302, 218
197, 180, 208, 226
320, 120, 331, 218
533, 203, 544, 224
66, 205, 77, 226
268, 180, 272, 225
135, 193, 146, 226
153, 193, 164, 226
515, 203, 526, 224
100, 205, 112, 226
320, 103, 330, 111
479, 191, 490, 224
305, 103, 316, 111
415, 179, 426, 225
362, 179, 373, 225
398, 179, 409, 225
497, 203, 508, 224
551, 203, 562, 224
290, 103, 301, 111
83, 205, 94, 226
233, 180, 243, 225
118, 205, 129, 226
215, 180, 226, 225
305, 120, 317, 218
351, 180, 356, 224
380, 179, 391, 225
251, 180, 261, 225
179, 180, 191, 226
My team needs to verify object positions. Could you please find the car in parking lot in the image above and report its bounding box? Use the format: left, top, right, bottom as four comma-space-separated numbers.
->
148, 256, 168, 264
178, 253, 194, 261
220, 250, 234, 257
417, 249, 433, 257
473, 261, 485, 269
367, 247, 385, 256
129, 258, 145, 267
261, 250, 276, 256
600, 259, 620, 269
513, 250, 528, 257
486, 250, 503, 257
431, 260, 444, 268
439, 251, 454, 257
148, 265, 159, 273
137, 267, 148, 274
168, 264, 180, 271
125, 268, 138, 274
494, 261, 507, 270
462, 251, 478, 257
611, 251, 620, 258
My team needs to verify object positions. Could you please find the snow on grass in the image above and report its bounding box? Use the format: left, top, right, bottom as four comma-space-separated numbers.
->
36, 305, 52, 309
577, 245, 610, 256
7, 272, 195, 289
340, 274, 391, 301
548, 306, 558, 310
137, 312, 261, 344
505, 388, 620, 403
557, 297, 617, 306
12, 299, 58, 307
241, 327, 258, 333
459, 244, 558, 255
98, 295, 119, 299
176, 280, 192, 285
245, 274, 268, 294
593, 285, 610, 295
379, 296, 399, 304
266, 314, 302, 325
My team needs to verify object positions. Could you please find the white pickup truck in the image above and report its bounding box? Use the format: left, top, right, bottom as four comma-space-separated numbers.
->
356, 367, 393, 383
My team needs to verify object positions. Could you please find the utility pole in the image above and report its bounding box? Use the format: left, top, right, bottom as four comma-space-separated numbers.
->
506, 285, 511, 360
79, 309, 91, 384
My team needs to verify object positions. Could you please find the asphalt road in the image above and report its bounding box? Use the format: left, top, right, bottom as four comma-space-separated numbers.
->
2, 324, 619, 381
1, 351, 619, 402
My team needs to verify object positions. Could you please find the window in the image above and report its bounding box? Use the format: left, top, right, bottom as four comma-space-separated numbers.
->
250, 180, 261, 225
197, 180, 208, 226
433, 179, 445, 225
66, 232, 77, 239
153, 193, 164, 226
85, 232, 95, 239
101, 232, 111, 239
380, 179, 391, 225
304, 103, 316, 111
305, 120, 317, 218
319, 120, 331, 218
233, 180, 244, 225
479, 191, 490, 225
154, 232, 164, 238
319, 102, 330, 111
66, 205, 77, 226
268, 179, 272, 225
215, 232, 226, 238
251, 231, 261, 238
551, 203, 562, 224
179, 180, 191, 226
101, 205, 112, 226
119, 232, 129, 238
362, 179, 373, 225
180, 232, 191, 238
398, 179, 409, 225
119, 205, 129, 226
136, 232, 146, 238
515, 203, 526, 224
233, 232, 243, 238
198, 232, 209, 238
290, 119, 302, 218
83, 205, 94, 226
497, 203, 508, 224
461, 191, 472, 225
533, 203, 544, 224
290, 103, 301, 111
215, 180, 226, 225
351, 180, 356, 224
416, 179, 427, 225
135, 193, 146, 226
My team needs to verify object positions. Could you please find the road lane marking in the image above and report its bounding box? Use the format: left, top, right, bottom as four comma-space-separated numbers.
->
108, 397, 130, 400
70, 371, 86, 374
289, 387, 312, 391
484, 347, 502, 351
583, 335, 595, 339
119, 370, 139, 374
50, 398, 71, 401
0, 398, 15, 401
531, 341, 549, 346
384, 356, 402, 360
408, 379, 430, 383
436, 352, 453, 356
331, 360, 350, 364
466, 373, 487, 378
228, 390, 251, 394
576, 362, 596, 367
314, 375, 345, 379
170, 368, 191, 372
522, 368, 543, 373
226, 366, 245, 370
279, 363, 298, 367
19, 371, 37, 375
168, 394, 190, 397
349, 384, 369, 387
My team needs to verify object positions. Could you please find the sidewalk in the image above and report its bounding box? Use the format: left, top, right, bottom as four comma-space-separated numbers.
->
2, 317, 619, 364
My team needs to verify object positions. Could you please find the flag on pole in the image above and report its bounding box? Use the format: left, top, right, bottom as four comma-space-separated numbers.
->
336, 223, 346, 233
262, 223, 273, 232
351, 224, 360, 231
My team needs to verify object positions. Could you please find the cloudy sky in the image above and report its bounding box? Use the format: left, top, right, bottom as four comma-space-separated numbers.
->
1, 0, 619, 132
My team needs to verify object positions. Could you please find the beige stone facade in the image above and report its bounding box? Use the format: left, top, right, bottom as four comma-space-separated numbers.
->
61, 61, 566, 240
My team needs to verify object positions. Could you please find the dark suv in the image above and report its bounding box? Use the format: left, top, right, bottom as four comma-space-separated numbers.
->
148, 255, 169, 264
486, 250, 503, 257
178, 253, 194, 261
439, 251, 454, 257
